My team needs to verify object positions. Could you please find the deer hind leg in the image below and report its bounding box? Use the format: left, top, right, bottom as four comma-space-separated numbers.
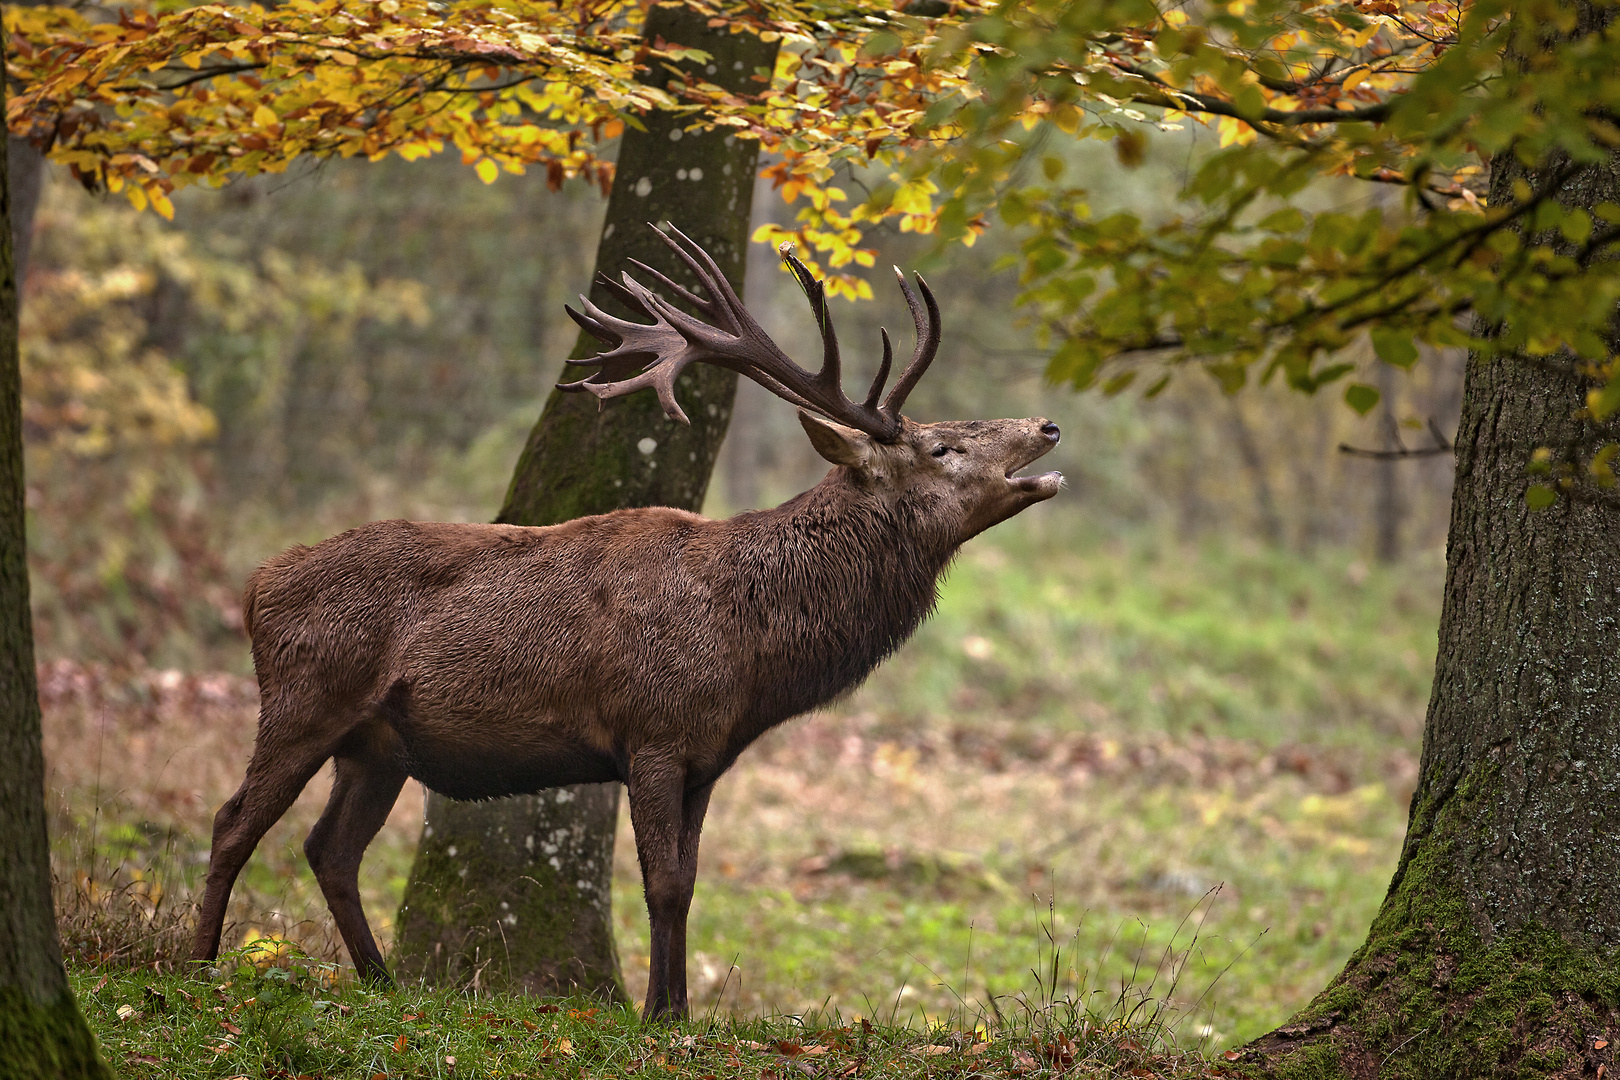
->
303, 744, 408, 986
628, 752, 692, 1021
192, 733, 334, 965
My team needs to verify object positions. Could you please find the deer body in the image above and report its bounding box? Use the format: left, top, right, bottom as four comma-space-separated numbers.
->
193, 228, 1062, 1020
246, 473, 952, 801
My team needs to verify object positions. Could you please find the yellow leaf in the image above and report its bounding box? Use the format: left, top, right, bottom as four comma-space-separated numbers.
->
126, 185, 148, 213
150, 189, 175, 220
1342, 69, 1369, 92
253, 105, 279, 128
474, 158, 499, 184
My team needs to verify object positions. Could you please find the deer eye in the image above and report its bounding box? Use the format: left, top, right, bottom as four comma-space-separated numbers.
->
931, 445, 951, 457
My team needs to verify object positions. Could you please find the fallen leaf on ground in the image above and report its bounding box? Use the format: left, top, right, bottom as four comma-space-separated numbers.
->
915, 1044, 952, 1056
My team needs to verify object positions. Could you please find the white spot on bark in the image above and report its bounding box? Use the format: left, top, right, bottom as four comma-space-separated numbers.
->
549, 856, 562, 870
500, 901, 509, 910
722, 164, 732, 177
525, 834, 534, 852
707, 404, 718, 417
677, 168, 688, 181
556, 788, 576, 803
689, 452, 697, 462
504, 914, 518, 926
706, 64, 717, 74
634, 176, 652, 197
603, 223, 615, 239
667, 127, 684, 141
688, 167, 703, 182
447, 845, 457, 857
733, 60, 744, 70
638, 437, 658, 456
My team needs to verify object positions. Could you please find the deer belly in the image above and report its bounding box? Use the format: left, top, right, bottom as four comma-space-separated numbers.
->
377, 685, 620, 799
401, 732, 621, 801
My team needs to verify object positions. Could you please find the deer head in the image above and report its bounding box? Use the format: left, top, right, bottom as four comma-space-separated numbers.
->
561, 225, 1062, 541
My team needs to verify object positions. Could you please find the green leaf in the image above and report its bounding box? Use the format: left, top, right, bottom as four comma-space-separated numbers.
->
1344, 383, 1380, 415
1233, 83, 1266, 121
1256, 207, 1305, 233
1370, 328, 1419, 369
1559, 208, 1593, 245
1102, 370, 1136, 395
1525, 484, 1558, 510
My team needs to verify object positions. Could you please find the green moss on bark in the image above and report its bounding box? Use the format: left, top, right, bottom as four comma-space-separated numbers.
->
0, 989, 110, 1080
1238, 757, 1620, 1080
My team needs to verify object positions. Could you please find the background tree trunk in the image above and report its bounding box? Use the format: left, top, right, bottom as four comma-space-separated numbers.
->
393, 9, 777, 998
1372, 361, 1403, 563
1244, 18, 1620, 1073
0, 48, 110, 1078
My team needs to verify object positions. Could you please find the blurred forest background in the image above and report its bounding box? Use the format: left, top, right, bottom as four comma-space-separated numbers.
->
32, 129, 1457, 1043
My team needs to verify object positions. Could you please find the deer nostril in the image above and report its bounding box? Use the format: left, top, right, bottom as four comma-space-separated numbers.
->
1040, 422, 1061, 442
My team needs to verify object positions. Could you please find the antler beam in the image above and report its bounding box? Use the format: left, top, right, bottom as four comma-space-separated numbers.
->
559, 224, 940, 443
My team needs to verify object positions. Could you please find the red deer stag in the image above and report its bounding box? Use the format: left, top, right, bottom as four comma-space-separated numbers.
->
192, 226, 1062, 1019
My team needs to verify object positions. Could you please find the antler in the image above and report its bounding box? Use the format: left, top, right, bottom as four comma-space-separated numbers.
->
559, 224, 940, 443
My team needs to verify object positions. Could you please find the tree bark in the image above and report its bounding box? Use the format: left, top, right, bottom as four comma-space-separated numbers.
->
1242, 14, 1620, 1076
0, 40, 110, 1078
393, 8, 777, 998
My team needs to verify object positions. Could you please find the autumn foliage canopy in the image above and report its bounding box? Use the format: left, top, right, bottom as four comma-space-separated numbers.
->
9, 0, 1620, 499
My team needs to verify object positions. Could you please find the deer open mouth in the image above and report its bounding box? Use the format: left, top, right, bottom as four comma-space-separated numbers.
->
1005, 446, 1062, 494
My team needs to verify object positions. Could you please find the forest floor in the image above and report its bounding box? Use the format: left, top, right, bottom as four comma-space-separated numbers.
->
42, 523, 1440, 1075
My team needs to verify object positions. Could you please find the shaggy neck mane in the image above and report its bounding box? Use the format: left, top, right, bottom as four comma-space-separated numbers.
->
722, 469, 959, 727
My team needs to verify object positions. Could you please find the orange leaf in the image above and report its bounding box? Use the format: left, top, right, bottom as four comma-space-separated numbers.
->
393, 1034, 408, 1053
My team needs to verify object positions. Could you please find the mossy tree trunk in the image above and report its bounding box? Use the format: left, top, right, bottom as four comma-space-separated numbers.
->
393, 9, 777, 998
1243, 10, 1620, 1076
0, 44, 111, 1079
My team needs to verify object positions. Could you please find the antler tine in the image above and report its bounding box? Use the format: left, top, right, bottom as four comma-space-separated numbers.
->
626, 258, 715, 320
652, 224, 750, 334
864, 329, 894, 410
779, 244, 843, 394
879, 267, 941, 419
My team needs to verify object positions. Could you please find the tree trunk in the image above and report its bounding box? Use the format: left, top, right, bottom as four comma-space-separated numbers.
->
0, 42, 110, 1078
1225, 397, 1284, 546
1372, 361, 1403, 563
1242, 19, 1620, 1075
393, 9, 777, 998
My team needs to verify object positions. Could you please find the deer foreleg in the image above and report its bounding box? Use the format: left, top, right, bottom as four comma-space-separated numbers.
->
304, 751, 408, 985
628, 752, 694, 1021
672, 780, 715, 1009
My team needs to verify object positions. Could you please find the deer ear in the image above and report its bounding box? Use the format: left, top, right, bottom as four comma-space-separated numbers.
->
798, 409, 874, 468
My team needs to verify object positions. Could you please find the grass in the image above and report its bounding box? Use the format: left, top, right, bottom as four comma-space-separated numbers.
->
74, 938, 1224, 1079
42, 518, 1440, 1073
